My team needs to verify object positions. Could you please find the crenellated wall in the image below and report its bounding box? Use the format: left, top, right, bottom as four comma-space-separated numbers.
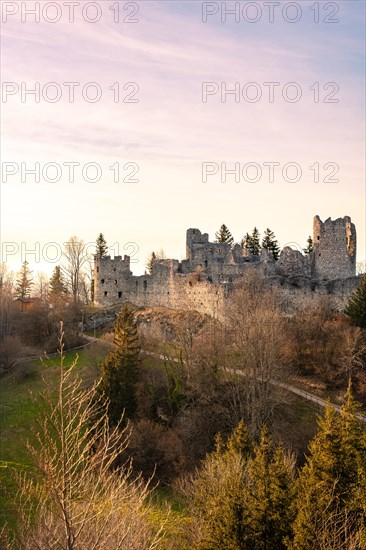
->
93, 215, 359, 315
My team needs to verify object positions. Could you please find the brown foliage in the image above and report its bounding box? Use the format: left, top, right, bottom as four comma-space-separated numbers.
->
128, 419, 186, 484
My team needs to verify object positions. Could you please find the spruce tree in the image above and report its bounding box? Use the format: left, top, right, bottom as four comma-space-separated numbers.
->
261, 228, 280, 260
242, 429, 295, 550
98, 305, 141, 425
190, 421, 253, 550
344, 274, 366, 328
249, 227, 261, 256
215, 224, 234, 247
303, 236, 314, 255
49, 265, 67, 303
95, 233, 108, 256
15, 261, 33, 299
240, 232, 251, 252
291, 387, 366, 548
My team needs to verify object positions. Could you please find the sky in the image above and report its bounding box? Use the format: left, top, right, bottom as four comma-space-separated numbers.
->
1, 0, 365, 276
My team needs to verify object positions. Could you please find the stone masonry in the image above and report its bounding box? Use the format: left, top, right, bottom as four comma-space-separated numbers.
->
93, 215, 360, 315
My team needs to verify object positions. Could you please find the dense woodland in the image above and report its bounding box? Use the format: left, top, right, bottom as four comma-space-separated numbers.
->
1, 231, 366, 549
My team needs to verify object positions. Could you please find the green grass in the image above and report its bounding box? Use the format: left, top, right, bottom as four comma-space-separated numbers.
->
0, 343, 178, 532
149, 486, 191, 549
0, 344, 109, 530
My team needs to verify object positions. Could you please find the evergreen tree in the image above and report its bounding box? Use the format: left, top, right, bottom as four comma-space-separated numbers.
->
249, 227, 261, 256
344, 274, 366, 328
261, 228, 281, 260
15, 261, 33, 299
291, 387, 366, 549
215, 224, 234, 247
303, 236, 314, 255
242, 429, 295, 550
98, 305, 141, 425
95, 233, 108, 256
146, 251, 157, 274
189, 423, 295, 550
48, 266, 67, 303
190, 421, 253, 550
240, 232, 251, 252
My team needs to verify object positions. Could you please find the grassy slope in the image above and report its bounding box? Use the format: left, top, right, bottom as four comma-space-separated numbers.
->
0, 334, 321, 539
0, 344, 107, 529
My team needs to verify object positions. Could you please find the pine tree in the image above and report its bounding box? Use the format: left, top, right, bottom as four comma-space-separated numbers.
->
344, 274, 366, 328
48, 266, 67, 303
98, 305, 141, 425
215, 224, 234, 247
249, 227, 261, 256
291, 387, 366, 549
303, 236, 314, 255
95, 233, 108, 256
15, 261, 33, 299
261, 228, 281, 260
146, 251, 156, 274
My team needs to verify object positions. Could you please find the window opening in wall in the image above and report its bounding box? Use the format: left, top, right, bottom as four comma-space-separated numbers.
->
144, 280, 147, 290
104, 291, 108, 296
101, 279, 105, 284
317, 236, 320, 240
118, 291, 122, 298
115, 280, 117, 285
96, 267, 99, 273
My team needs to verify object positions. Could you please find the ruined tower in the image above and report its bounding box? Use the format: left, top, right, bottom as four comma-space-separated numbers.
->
313, 215, 356, 280
93, 254, 132, 306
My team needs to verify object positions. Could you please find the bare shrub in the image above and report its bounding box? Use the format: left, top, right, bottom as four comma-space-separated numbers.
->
5, 324, 167, 550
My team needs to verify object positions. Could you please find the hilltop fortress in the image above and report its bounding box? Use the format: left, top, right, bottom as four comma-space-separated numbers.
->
93, 216, 360, 315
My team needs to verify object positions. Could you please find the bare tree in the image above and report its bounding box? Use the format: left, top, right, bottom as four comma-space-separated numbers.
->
224, 269, 287, 435
34, 272, 49, 301
0, 264, 15, 342
63, 236, 89, 304
6, 324, 167, 549
79, 257, 94, 304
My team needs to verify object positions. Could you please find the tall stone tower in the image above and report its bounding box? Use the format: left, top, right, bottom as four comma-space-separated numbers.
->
93, 254, 132, 306
313, 215, 356, 280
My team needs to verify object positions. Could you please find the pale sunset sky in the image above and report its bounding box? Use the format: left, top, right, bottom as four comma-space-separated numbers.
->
1, 0, 365, 275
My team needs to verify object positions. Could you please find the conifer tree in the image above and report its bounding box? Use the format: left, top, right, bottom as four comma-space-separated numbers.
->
98, 305, 141, 425
215, 224, 234, 247
48, 265, 67, 303
240, 232, 251, 252
146, 251, 157, 274
303, 236, 314, 255
344, 274, 366, 328
249, 227, 261, 256
291, 387, 366, 549
242, 429, 295, 549
189, 421, 253, 550
15, 261, 33, 299
95, 233, 108, 256
261, 228, 281, 260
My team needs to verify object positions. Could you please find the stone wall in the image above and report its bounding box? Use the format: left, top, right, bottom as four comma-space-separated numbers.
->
93, 215, 359, 315
313, 215, 356, 280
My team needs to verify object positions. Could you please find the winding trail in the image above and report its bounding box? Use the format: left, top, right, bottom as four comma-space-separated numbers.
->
25, 335, 366, 423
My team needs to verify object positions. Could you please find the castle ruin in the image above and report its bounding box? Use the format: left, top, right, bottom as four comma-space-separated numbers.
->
93, 215, 359, 315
